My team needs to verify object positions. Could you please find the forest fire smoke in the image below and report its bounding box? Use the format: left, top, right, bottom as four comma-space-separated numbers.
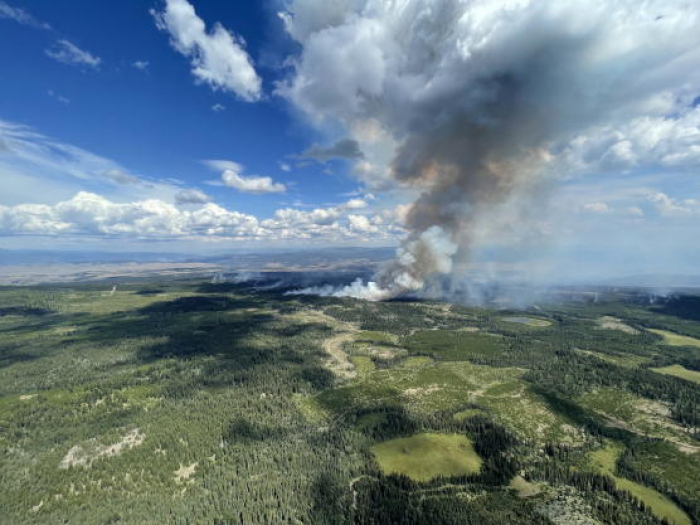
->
280, 0, 700, 300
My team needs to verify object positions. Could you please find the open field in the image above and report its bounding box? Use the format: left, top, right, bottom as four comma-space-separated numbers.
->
651, 364, 700, 384
501, 316, 552, 327
596, 316, 639, 334
649, 329, 700, 348
576, 348, 652, 368
370, 433, 482, 481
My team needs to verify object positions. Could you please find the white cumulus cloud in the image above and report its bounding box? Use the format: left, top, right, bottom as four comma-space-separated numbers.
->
0, 192, 260, 239
647, 192, 699, 217
347, 214, 376, 232
204, 160, 286, 194
0, 192, 403, 244
344, 198, 368, 209
152, 0, 261, 101
222, 170, 286, 194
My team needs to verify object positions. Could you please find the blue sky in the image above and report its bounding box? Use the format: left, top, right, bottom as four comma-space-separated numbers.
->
0, 0, 353, 216
0, 0, 699, 283
0, 0, 398, 253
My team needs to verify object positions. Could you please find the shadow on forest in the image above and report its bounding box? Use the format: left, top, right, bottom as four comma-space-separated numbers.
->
0, 289, 338, 396
534, 387, 636, 442
0, 349, 42, 369
197, 282, 337, 306
135, 288, 165, 296
309, 472, 352, 525
651, 296, 700, 322
69, 293, 335, 393
141, 295, 261, 313
0, 306, 52, 317
0, 311, 92, 370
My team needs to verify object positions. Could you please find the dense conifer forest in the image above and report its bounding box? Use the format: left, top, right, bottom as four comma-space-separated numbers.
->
1, 281, 698, 525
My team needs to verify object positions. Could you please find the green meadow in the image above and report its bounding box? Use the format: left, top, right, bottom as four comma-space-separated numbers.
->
649, 328, 700, 348
651, 364, 700, 384
370, 433, 482, 482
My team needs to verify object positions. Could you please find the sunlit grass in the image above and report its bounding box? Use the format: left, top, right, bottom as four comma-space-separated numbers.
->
649, 329, 700, 348
370, 433, 482, 482
651, 364, 700, 384
587, 442, 690, 525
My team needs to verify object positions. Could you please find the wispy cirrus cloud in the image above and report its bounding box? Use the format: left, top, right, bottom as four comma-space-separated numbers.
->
45, 39, 101, 68
47, 90, 70, 105
102, 169, 141, 186
0, 1, 50, 30
1, 3, 104, 72
0, 119, 180, 205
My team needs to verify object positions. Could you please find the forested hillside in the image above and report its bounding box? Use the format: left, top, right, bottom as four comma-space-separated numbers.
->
1, 281, 698, 525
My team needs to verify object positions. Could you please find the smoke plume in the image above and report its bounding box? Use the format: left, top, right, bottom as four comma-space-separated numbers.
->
279, 0, 700, 299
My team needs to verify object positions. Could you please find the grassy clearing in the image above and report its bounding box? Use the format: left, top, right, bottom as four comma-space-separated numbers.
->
578, 388, 691, 446
318, 357, 579, 445
587, 442, 691, 525
576, 349, 651, 368
346, 330, 406, 362
501, 317, 552, 327
648, 329, 700, 348
453, 408, 486, 421
396, 356, 434, 369
350, 355, 376, 376
596, 316, 639, 334
478, 384, 582, 444
651, 364, 700, 384
370, 433, 482, 482
354, 331, 398, 344
319, 359, 520, 415
291, 393, 329, 424
508, 475, 542, 498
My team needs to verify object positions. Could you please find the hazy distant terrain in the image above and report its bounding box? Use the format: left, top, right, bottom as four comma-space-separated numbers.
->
1, 278, 698, 525
0, 247, 394, 285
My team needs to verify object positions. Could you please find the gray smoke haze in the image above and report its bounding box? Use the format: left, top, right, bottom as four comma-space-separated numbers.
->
279, 0, 700, 300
